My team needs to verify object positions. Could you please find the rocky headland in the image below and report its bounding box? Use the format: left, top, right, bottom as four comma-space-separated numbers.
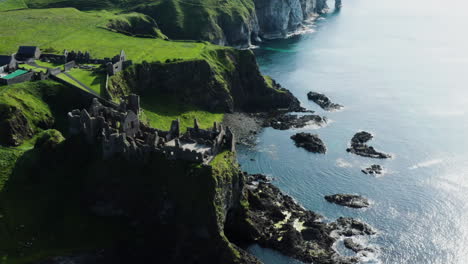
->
291, 132, 327, 153
307, 91, 343, 111
324, 194, 370, 208
346, 131, 391, 159
226, 174, 377, 264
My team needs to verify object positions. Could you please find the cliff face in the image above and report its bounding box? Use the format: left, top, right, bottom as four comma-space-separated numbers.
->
254, 0, 328, 39
0, 133, 259, 263
108, 48, 300, 113
132, 0, 328, 47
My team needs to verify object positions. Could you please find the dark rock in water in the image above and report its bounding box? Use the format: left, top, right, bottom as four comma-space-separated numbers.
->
343, 238, 376, 254
344, 238, 364, 253
324, 194, 370, 208
267, 114, 326, 130
307, 91, 343, 111
291, 133, 327, 153
346, 131, 391, 159
362, 164, 383, 175
332, 217, 377, 237
350, 131, 373, 145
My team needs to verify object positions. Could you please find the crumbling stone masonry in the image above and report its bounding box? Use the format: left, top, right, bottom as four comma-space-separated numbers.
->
68, 95, 235, 164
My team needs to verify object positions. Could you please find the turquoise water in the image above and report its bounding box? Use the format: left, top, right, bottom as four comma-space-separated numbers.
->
240, 0, 468, 263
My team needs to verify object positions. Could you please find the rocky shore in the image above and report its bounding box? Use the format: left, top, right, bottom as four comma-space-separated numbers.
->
266, 113, 327, 130
362, 164, 383, 175
236, 174, 377, 264
324, 194, 370, 208
346, 131, 391, 159
307, 91, 343, 111
291, 132, 327, 153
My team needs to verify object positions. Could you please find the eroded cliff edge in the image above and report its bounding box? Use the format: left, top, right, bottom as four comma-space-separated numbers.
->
107, 48, 301, 113
132, 0, 329, 47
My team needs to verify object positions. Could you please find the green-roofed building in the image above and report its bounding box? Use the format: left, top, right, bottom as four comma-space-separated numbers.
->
0, 69, 34, 85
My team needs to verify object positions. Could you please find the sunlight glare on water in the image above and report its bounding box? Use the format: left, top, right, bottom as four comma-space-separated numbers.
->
242, 0, 468, 263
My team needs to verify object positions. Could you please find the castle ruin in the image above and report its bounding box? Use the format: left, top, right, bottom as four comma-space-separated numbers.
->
68, 95, 235, 164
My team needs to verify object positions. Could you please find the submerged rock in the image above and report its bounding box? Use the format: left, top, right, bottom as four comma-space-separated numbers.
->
362, 164, 383, 175
267, 113, 326, 130
346, 131, 391, 159
291, 133, 327, 153
324, 194, 370, 208
307, 91, 343, 111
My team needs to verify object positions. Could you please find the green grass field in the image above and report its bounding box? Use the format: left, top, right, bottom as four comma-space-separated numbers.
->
0, 0, 27, 11
0, 8, 223, 64
55, 73, 86, 90
18, 64, 47, 73
35, 60, 63, 69
67, 68, 105, 95
141, 95, 224, 132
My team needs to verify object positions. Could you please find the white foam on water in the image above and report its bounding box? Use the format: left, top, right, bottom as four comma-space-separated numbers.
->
409, 159, 443, 170
336, 158, 353, 168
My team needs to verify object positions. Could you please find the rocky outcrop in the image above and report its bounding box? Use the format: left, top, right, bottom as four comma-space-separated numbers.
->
346, 131, 391, 159
225, 174, 376, 264
362, 164, 383, 175
291, 132, 327, 153
331, 217, 377, 237
324, 194, 370, 208
0, 106, 34, 146
266, 113, 326, 130
108, 49, 301, 113
343, 238, 374, 254
307, 91, 343, 111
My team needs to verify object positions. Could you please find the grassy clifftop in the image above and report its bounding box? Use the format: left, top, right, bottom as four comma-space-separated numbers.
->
0, 0, 258, 46
0, 8, 215, 62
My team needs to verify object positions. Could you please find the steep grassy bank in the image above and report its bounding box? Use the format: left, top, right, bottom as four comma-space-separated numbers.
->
0, 81, 88, 146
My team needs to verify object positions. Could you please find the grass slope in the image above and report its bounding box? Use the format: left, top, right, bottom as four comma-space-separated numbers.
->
67, 68, 105, 95
141, 95, 224, 132
0, 0, 27, 11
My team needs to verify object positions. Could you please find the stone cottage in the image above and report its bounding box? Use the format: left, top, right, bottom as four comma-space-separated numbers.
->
16, 46, 41, 61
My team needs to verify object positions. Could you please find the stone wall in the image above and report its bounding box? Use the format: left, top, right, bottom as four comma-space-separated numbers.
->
64, 61, 76, 72
49, 67, 62, 76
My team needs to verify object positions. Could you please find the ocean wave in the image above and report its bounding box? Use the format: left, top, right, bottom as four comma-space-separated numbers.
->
409, 159, 443, 170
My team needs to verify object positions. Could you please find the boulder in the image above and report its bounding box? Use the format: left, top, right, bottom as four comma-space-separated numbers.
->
324, 194, 370, 208
307, 91, 343, 111
291, 133, 327, 153
346, 131, 391, 159
362, 164, 383, 175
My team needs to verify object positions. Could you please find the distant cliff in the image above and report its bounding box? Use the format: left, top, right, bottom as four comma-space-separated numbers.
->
21, 0, 329, 48
132, 0, 329, 47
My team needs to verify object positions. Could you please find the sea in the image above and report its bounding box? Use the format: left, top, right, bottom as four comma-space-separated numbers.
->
239, 0, 468, 263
